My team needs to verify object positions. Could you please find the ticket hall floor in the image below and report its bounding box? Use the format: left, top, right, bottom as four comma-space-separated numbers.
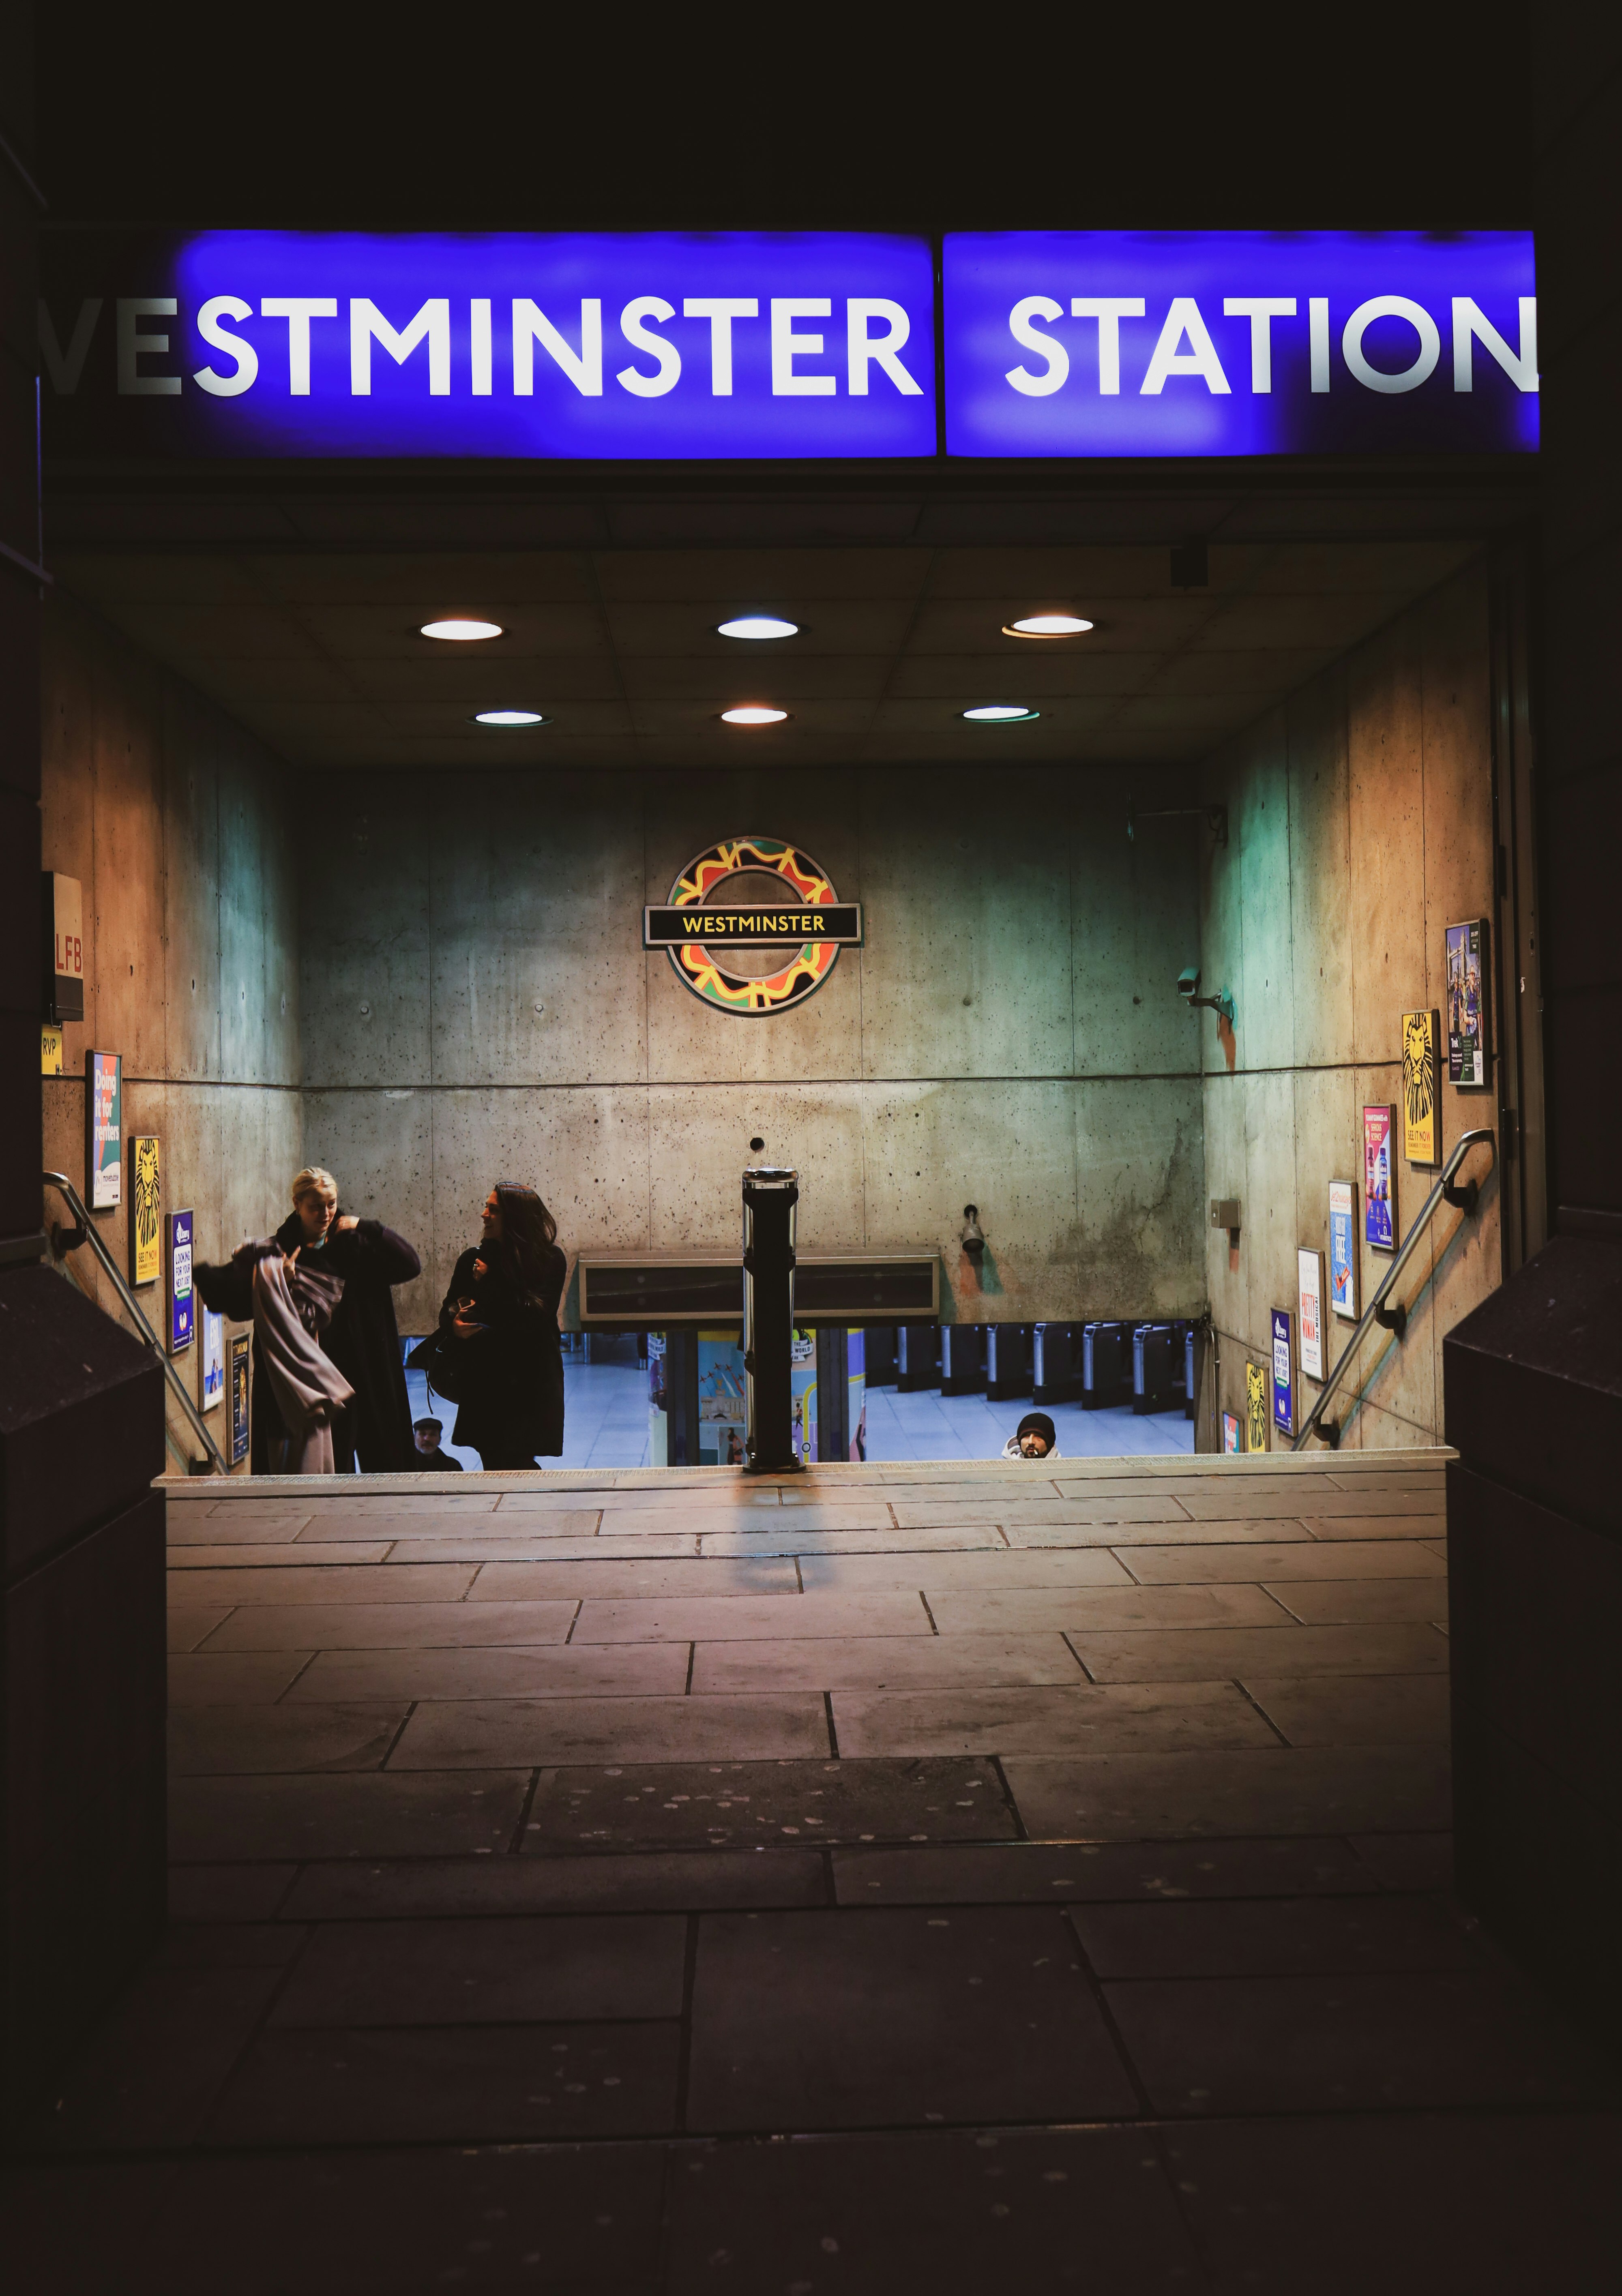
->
8, 1452, 1618, 2290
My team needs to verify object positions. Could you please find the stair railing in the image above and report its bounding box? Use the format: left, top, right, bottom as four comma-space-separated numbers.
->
1293, 1127, 1497, 1451
43, 1171, 229, 1477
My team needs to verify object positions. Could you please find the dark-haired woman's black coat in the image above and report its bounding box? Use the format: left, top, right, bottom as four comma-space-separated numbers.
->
438, 1243, 566, 1461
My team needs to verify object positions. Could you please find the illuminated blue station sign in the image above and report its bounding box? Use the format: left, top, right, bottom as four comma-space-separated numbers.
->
39, 229, 1535, 460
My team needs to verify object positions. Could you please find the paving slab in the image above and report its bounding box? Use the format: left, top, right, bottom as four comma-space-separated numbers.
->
169, 1514, 315, 1545
157, 1923, 309, 1970
685, 1906, 1138, 2131
1265, 1578, 1451, 1625
201, 1599, 577, 1651
1301, 1511, 1449, 1541
281, 1849, 828, 1920
833, 1835, 1381, 1905
290, 1508, 604, 1542
1179, 1489, 1445, 1522
270, 1913, 687, 2026
1068, 1622, 1451, 1683
169, 1607, 232, 1653
1004, 1516, 1319, 1549
286, 1642, 691, 1703
168, 1703, 409, 1775
379, 1533, 704, 1560
927, 1584, 1288, 1636
832, 1680, 1281, 1758
522, 1757, 1015, 1852
1245, 1673, 1453, 1747
692, 1632, 1086, 1696
572, 1591, 932, 1642
167, 1652, 314, 1705
166, 1865, 300, 1922
1105, 1968, 1615, 2114
1349, 1831, 1457, 1890
1162, 2113, 1622, 2296
169, 1771, 531, 1861
797, 1548, 1135, 1593
206, 2021, 682, 2146
695, 1525, 1005, 1556
168, 1543, 396, 1569
389, 1694, 832, 1769
1121, 1539, 1447, 1584
665, 2125, 1201, 2295
1069, 1893, 1485, 1978
465, 1557, 798, 1599
1002, 1745, 1453, 1841
893, 1494, 1193, 1529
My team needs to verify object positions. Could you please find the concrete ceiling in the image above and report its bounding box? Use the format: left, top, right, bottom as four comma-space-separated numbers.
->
52, 537, 1483, 772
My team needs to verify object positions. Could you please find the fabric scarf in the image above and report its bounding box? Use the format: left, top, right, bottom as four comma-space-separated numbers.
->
252, 1253, 355, 1473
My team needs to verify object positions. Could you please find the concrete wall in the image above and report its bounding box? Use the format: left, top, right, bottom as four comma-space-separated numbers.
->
298, 763, 1207, 1335
40, 591, 301, 1468
1199, 559, 1501, 1449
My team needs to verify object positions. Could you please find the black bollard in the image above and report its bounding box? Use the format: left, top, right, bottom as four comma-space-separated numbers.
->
742, 1164, 801, 1473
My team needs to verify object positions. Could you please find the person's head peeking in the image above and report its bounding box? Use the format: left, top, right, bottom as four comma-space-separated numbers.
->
413, 1417, 443, 1455
291, 1165, 339, 1246
1015, 1411, 1056, 1459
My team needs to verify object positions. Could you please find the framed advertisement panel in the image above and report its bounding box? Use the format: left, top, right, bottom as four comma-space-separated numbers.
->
1364, 1106, 1397, 1252
167, 1209, 195, 1353
129, 1136, 161, 1286
230, 1330, 251, 1464
1271, 1307, 1294, 1437
1445, 919, 1490, 1088
1329, 1179, 1359, 1319
201, 1308, 225, 1411
85, 1049, 122, 1210
1401, 1008, 1440, 1165
1297, 1250, 1325, 1383
1244, 1361, 1268, 1453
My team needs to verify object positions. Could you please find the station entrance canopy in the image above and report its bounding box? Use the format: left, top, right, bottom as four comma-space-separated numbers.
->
41, 230, 1536, 461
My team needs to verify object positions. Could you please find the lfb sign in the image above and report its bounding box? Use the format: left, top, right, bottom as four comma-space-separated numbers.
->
942, 231, 1536, 457
40, 231, 936, 460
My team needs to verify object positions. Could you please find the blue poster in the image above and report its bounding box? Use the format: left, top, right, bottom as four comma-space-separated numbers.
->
1271, 1307, 1294, 1436
943, 231, 1536, 459
1329, 1179, 1358, 1320
167, 1208, 194, 1353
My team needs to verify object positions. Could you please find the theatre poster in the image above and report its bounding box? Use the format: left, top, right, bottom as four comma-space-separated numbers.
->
1297, 1249, 1325, 1383
1446, 920, 1489, 1088
86, 1050, 122, 1210
1364, 1106, 1397, 1252
1329, 1179, 1359, 1319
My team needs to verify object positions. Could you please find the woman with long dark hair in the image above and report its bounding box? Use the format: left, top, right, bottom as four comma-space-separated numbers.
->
438, 1181, 567, 1467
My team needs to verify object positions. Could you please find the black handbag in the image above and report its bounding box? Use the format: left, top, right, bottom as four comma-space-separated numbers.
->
407, 1327, 470, 1405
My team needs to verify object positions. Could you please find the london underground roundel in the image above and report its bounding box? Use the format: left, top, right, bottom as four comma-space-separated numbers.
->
643, 836, 864, 1016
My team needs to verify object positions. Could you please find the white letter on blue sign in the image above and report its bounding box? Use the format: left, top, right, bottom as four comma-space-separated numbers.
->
1141, 299, 1231, 395
771, 300, 835, 396
847, 300, 922, 395
1006, 297, 1068, 396
193, 296, 259, 397
1341, 297, 1440, 394
1069, 299, 1146, 394
617, 298, 682, 397
1452, 298, 1537, 392
682, 298, 758, 394
350, 298, 452, 395
261, 298, 339, 394
513, 299, 603, 396
1221, 298, 1296, 392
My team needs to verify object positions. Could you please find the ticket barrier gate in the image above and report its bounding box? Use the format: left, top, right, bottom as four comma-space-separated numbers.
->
1081, 1321, 1131, 1408
1031, 1323, 1075, 1404
940, 1323, 985, 1395
985, 1323, 1032, 1400
1132, 1320, 1192, 1415
896, 1323, 939, 1391
864, 1324, 898, 1389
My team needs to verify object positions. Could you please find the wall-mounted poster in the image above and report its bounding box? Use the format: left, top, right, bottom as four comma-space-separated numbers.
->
1329, 1179, 1359, 1319
129, 1136, 161, 1286
1401, 1008, 1440, 1165
167, 1209, 195, 1353
1271, 1307, 1294, 1436
230, 1329, 251, 1463
1446, 919, 1490, 1087
1297, 1250, 1325, 1382
1222, 1410, 1242, 1454
86, 1050, 122, 1210
201, 1308, 225, 1411
41, 1025, 63, 1076
1363, 1106, 1397, 1252
1244, 1361, 1268, 1453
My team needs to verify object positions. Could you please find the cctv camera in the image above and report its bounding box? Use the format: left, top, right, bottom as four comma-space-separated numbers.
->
1177, 967, 1200, 999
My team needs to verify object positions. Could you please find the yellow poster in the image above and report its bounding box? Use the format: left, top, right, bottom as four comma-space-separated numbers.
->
41, 1025, 63, 1076
130, 1136, 161, 1287
1245, 1360, 1269, 1453
1401, 1008, 1440, 1166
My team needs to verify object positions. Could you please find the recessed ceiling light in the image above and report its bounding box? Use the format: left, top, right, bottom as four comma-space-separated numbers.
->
422, 617, 504, 641
720, 705, 790, 725
472, 708, 547, 727
1004, 613, 1094, 638
718, 616, 800, 641
963, 703, 1040, 722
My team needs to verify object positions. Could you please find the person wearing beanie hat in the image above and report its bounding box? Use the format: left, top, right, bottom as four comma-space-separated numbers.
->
1002, 1410, 1059, 1460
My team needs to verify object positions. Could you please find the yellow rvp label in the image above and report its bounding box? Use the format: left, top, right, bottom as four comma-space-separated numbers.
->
41, 1025, 64, 1076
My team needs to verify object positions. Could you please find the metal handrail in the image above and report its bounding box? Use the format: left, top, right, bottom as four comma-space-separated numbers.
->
1293, 1127, 1496, 1451
43, 1171, 229, 1476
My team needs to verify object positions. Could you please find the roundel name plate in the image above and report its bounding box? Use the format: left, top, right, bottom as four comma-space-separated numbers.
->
644, 836, 862, 1015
